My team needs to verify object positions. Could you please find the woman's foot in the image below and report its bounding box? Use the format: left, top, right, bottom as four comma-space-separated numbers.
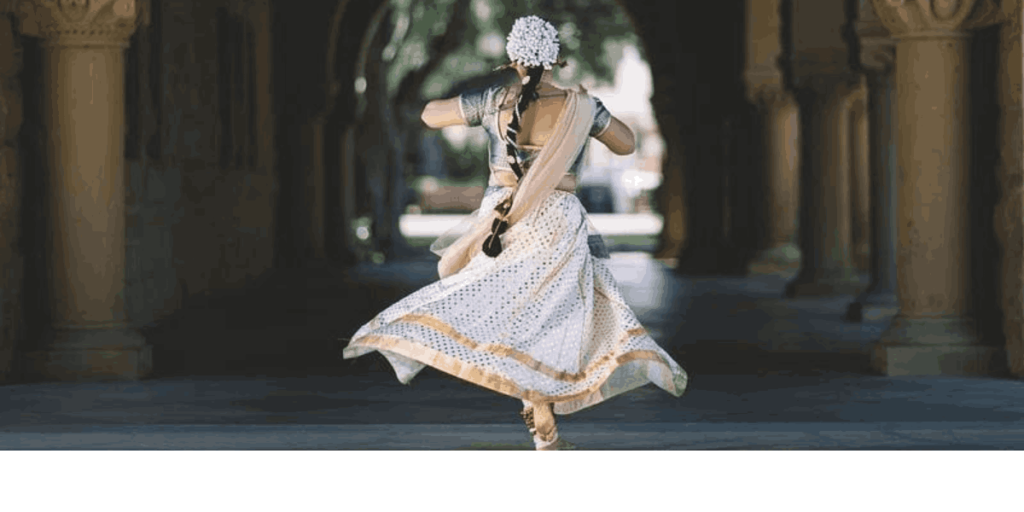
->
535, 433, 576, 451
530, 402, 575, 450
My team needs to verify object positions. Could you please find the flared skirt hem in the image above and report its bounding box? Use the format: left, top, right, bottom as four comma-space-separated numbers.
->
343, 333, 688, 415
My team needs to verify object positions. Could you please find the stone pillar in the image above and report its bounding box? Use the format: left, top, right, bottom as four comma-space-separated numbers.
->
653, 150, 687, 261
674, 2, 746, 276
747, 87, 801, 272
995, 0, 1023, 376
0, 3, 25, 382
786, 0, 864, 298
16, 0, 150, 380
869, 0, 1006, 375
849, 90, 872, 272
785, 75, 865, 297
744, 0, 801, 273
847, 4, 900, 323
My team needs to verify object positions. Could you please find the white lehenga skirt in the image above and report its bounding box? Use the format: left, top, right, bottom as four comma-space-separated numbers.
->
342, 187, 688, 415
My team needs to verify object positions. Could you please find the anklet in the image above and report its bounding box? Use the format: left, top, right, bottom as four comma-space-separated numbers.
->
519, 407, 536, 435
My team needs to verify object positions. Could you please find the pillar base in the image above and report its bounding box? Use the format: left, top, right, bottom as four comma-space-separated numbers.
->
676, 245, 750, 276
844, 289, 898, 323
785, 273, 864, 298
25, 327, 152, 381
747, 243, 801, 275
871, 317, 1006, 376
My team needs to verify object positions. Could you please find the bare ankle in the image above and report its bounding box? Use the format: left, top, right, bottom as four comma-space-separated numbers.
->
533, 402, 557, 442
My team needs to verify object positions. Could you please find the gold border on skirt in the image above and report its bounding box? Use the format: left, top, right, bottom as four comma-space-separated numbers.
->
393, 312, 649, 383
351, 333, 675, 406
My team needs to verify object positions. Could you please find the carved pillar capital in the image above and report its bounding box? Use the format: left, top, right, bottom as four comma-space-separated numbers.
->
1002, 2, 1023, 108
843, 76, 869, 109
1005, 0, 1023, 33
744, 66, 787, 105
869, 0, 1006, 39
1000, 0, 1022, 72
857, 1, 898, 72
861, 43, 897, 72
749, 84, 796, 114
743, 0, 786, 106
846, 91, 868, 118
15, 0, 140, 48
803, 73, 865, 104
744, 0, 784, 90
789, 0, 857, 86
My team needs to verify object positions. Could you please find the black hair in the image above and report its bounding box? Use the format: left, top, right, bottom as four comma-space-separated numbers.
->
504, 65, 545, 179
482, 65, 545, 258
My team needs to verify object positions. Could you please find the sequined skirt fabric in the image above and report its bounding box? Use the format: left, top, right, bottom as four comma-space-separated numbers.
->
343, 188, 688, 414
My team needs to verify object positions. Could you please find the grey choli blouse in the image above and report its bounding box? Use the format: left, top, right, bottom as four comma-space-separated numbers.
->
459, 84, 614, 259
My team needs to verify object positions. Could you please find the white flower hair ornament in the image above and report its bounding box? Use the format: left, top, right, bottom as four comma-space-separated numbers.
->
505, 16, 561, 70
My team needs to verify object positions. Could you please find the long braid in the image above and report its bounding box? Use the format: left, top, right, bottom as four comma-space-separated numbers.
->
483, 65, 545, 258
505, 66, 545, 179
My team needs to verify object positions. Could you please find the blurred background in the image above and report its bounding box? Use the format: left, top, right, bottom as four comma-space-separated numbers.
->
352, 0, 665, 257
1, 0, 1020, 382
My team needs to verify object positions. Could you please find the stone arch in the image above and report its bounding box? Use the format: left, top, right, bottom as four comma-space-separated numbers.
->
271, 0, 387, 267
615, 1, 692, 260
620, 0, 756, 273
311, 0, 747, 267
322, 0, 391, 264
323, 0, 390, 123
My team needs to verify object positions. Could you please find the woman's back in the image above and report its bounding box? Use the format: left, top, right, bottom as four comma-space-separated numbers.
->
421, 78, 634, 161
496, 87, 568, 148
454, 84, 613, 177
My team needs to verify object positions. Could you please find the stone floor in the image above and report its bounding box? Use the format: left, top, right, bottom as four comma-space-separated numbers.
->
1, 252, 1023, 450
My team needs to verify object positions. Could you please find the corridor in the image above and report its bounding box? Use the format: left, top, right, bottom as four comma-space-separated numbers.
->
1, 253, 1022, 450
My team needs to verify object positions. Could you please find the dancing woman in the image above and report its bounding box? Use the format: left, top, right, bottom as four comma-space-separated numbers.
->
342, 15, 688, 450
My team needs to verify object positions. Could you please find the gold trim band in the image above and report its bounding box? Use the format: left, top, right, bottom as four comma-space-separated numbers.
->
353, 333, 675, 407
393, 312, 648, 383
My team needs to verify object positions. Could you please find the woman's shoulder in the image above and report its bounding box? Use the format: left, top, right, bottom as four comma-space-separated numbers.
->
556, 84, 605, 110
558, 85, 607, 118
460, 84, 514, 126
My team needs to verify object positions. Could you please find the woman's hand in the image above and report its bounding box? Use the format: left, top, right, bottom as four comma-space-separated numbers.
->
420, 98, 466, 129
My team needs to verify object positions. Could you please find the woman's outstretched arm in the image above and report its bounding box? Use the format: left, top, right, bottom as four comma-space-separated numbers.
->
420, 97, 467, 129
596, 116, 636, 156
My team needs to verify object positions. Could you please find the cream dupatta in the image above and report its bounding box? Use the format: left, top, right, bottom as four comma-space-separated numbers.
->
431, 89, 594, 279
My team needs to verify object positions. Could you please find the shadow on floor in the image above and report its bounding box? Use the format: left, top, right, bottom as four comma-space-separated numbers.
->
139, 249, 888, 382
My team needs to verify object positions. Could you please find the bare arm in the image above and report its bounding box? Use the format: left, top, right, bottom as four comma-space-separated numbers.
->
420, 97, 466, 129
596, 116, 636, 156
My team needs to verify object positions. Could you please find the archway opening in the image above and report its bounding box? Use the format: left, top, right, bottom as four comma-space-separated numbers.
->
339, 0, 667, 264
